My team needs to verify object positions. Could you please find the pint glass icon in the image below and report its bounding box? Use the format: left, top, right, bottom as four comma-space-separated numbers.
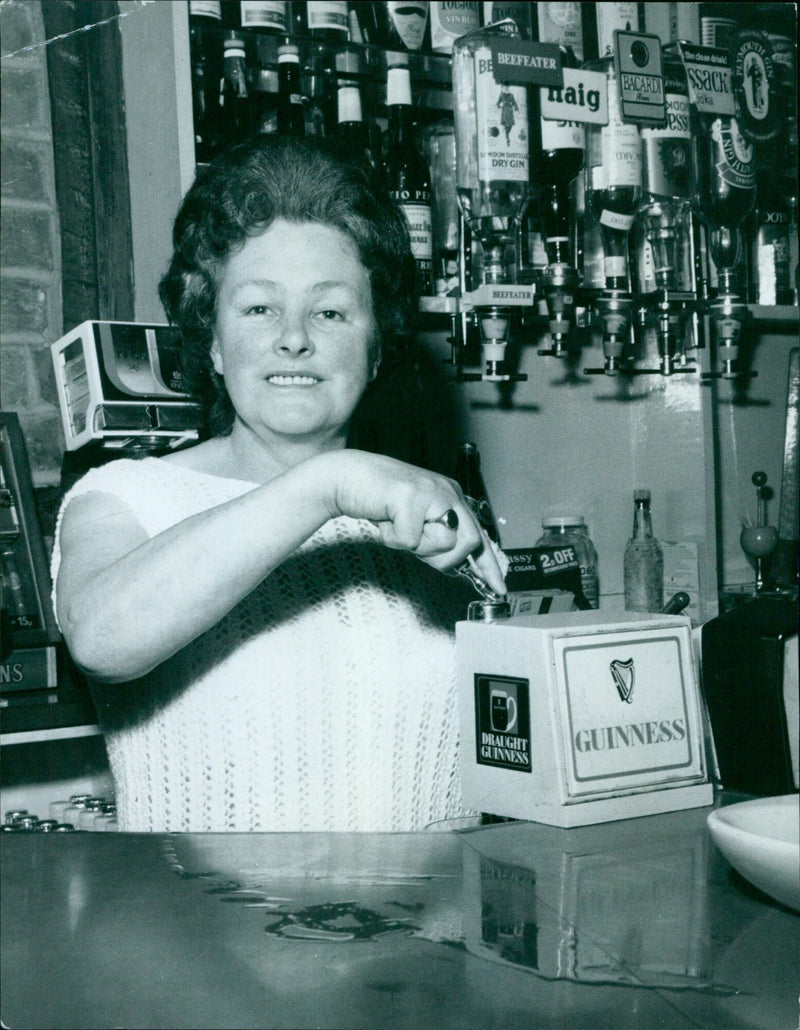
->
491, 689, 518, 733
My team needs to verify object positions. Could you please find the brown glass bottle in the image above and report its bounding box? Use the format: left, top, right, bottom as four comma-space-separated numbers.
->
381, 66, 434, 296
277, 43, 305, 137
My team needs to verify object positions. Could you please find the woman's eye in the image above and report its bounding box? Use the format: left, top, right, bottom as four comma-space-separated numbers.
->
245, 305, 269, 316
315, 309, 345, 322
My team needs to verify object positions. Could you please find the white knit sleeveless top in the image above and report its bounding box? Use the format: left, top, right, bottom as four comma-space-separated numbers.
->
52, 457, 477, 832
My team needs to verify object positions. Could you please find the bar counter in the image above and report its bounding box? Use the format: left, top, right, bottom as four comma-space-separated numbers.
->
2, 796, 797, 1029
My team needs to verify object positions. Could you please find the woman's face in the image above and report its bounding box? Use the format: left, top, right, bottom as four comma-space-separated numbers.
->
211, 219, 378, 450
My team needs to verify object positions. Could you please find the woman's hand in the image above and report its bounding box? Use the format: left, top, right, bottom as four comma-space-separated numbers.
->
316, 450, 507, 596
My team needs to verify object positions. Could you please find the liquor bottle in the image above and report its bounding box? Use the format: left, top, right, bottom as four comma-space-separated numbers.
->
422, 119, 460, 295
585, 57, 642, 290
623, 489, 664, 613
519, 9, 585, 281
303, 49, 335, 137
689, 110, 756, 292
335, 84, 374, 173
189, 1, 224, 164
428, 2, 480, 54
750, 160, 794, 305
252, 64, 279, 135
481, 2, 532, 37
295, 1, 350, 41
455, 442, 501, 544
381, 66, 434, 296
239, 0, 289, 33
583, 1, 640, 61
277, 43, 305, 137
533, 1, 583, 59
363, 2, 430, 51
638, 54, 693, 291
532, 44, 585, 268
219, 32, 257, 146
452, 18, 529, 285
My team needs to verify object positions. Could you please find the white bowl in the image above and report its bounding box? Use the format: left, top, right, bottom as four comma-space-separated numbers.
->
707, 795, 799, 912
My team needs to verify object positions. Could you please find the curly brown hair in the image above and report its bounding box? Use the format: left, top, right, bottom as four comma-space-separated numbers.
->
158, 134, 418, 437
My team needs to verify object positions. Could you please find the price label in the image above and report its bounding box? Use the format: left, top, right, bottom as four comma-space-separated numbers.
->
540, 68, 608, 126
678, 43, 735, 116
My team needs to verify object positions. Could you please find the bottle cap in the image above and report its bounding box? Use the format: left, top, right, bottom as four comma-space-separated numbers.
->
224, 37, 246, 57
387, 66, 412, 106
633, 489, 651, 502
337, 85, 363, 123
541, 516, 585, 529
278, 44, 300, 62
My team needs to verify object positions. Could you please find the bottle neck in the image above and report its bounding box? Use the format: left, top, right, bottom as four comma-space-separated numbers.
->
632, 501, 654, 539
387, 104, 414, 145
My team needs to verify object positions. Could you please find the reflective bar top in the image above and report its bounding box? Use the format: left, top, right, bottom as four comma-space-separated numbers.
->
2, 795, 797, 1030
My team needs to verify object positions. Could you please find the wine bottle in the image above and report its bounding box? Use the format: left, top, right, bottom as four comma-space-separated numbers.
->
367, 2, 430, 51
219, 32, 257, 146
428, 2, 480, 54
585, 57, 642, 290
277, 43, 305, 137
534, 1, 583, 59
239, 0, 289, 32
624, 489, 664, 613
335, 84, 374, 173
452, 18, 529, 285
583, 1, 641, 61
480, 3, 532, 39
303, 49, 335, 137
296, 1, 350, 41
455, 442, 501, 544
189, 1, 224, 164
381, 66, 434, 296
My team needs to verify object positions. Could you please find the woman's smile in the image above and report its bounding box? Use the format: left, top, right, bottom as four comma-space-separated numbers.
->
265, 373, 323, 386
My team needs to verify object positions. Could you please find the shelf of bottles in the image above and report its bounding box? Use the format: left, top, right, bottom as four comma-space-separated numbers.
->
187, 2, 799, 384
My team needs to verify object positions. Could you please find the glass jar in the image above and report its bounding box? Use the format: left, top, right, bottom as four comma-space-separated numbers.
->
535, 515, 599, 608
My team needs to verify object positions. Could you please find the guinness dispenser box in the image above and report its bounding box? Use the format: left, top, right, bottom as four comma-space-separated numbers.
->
456, 610, 713, 827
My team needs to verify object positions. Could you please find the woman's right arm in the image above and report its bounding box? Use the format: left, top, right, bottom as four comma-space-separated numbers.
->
55, 449, 504, 683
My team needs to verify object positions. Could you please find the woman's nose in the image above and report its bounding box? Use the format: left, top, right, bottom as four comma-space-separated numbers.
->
274, 317, 314, 357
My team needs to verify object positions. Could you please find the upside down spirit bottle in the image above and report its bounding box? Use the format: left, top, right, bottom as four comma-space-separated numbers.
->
452, 19, 530, 285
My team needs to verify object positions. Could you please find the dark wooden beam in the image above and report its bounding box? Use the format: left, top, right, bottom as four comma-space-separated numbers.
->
41, 0, 134, 329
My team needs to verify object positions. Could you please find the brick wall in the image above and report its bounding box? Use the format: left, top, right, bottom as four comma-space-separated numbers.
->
1, 0, 64, 487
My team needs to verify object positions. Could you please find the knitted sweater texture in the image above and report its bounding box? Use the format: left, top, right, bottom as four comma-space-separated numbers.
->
52, 457, 475, 832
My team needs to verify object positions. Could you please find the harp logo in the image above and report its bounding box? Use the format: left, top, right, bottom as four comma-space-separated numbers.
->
610, 658, 635, 703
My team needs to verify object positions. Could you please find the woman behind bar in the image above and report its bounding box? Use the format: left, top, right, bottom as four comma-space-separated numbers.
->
51, 135, 505, 833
